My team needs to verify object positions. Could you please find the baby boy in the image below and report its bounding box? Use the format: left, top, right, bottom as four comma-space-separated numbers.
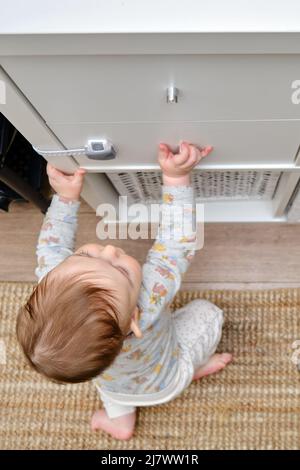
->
17, 141, 232, 440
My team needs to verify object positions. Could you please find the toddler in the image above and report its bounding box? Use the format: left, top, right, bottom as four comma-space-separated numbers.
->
17, 141, 232, 440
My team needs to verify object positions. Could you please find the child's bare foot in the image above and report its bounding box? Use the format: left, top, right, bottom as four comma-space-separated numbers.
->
91, 409, 136, 441
193, 353, 232, 381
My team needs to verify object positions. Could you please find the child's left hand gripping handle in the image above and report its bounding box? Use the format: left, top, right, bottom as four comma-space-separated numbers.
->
46, 163, 86, 202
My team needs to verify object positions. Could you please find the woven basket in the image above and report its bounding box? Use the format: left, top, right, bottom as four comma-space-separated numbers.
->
107, 170, 282, 204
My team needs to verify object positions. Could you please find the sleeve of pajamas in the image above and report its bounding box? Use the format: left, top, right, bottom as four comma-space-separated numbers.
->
137, 184, 198, 331
96, 184, 199, 418
34, 194, 81, 283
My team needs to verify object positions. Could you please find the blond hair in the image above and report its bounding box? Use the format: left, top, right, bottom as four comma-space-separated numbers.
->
16, 270, 125, 384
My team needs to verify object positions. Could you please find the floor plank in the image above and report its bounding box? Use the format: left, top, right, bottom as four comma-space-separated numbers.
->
1, 199, 300, 285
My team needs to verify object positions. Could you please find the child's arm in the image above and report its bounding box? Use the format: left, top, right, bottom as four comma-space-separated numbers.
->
35, 163, 86, 283
138, 141, 213, 327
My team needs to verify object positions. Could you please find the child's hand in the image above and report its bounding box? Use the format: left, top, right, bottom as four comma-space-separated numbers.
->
46, 163, 86, 202
158, 140, 213, 185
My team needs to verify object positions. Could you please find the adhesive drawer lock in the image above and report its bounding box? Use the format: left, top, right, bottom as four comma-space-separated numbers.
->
32, 139, 116, 160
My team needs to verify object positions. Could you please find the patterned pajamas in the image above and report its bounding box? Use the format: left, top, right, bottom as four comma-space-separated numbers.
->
35, 186, 225, 420
97, 299, 224, 418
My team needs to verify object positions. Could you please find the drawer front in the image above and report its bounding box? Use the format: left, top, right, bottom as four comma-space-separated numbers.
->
44, 120, 300, 169
2, 54, 300, 122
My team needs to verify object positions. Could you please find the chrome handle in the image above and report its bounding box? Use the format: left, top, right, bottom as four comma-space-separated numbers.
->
166, 86, 179, 103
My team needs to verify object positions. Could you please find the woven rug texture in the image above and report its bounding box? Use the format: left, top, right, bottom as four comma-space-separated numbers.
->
0, 282, 299, 450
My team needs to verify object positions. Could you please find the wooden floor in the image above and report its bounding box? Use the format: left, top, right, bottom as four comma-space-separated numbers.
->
1, 198, 300, 289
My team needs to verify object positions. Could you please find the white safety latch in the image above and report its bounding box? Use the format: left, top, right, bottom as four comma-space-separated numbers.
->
32, 139, 116, 160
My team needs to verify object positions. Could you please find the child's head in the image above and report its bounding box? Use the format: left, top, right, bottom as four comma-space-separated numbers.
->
16, 243, 143, 384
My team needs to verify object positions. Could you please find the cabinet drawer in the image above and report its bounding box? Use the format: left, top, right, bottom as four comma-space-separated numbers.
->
46, 120, 300, 169
2, 54, 300, 123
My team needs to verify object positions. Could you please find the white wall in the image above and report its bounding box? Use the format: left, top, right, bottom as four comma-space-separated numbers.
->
0, 0, 300, 34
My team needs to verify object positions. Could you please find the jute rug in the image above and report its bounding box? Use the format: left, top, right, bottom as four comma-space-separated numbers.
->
0, 282, 299, 450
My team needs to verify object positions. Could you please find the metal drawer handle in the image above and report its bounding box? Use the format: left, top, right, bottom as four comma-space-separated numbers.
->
166, 86, 179, 103
32, 139, 116, 160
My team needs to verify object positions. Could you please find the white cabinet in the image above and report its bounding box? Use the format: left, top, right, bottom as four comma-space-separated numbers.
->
1, 0, 300, 221
1, 54, 300, 123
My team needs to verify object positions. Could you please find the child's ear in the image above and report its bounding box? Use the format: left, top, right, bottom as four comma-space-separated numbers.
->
130, 306, 143, 338
130, 319, 143, 339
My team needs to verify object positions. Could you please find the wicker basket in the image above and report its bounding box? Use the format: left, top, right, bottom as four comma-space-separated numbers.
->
107, 170, 282, 204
